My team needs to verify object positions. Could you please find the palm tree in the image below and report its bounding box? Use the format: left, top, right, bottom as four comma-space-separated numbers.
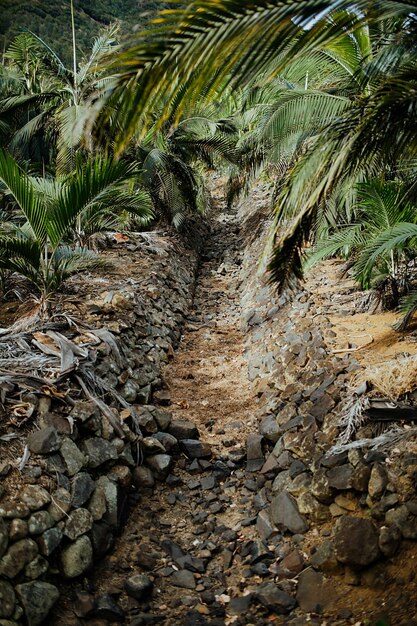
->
0, 149, 153, 310
0, 25, 119, 172
91, 0, 417, 289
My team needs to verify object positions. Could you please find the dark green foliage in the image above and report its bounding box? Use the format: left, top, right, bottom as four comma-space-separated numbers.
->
0, 1, 171, 66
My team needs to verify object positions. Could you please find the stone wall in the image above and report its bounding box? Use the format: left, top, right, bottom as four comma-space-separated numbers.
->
0, 233, 200, 626
238, 189, 417, 612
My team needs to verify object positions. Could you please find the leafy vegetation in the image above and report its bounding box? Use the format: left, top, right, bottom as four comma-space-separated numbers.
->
2, 0, 417, 330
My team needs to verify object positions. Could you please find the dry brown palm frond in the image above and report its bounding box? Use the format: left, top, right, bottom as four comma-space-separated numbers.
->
350, 355, 417, 401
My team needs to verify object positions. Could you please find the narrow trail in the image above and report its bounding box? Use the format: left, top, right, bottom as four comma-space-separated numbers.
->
56, 189, 275, 626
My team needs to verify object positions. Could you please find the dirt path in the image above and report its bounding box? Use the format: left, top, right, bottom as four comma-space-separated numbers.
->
51, 189, 277, 626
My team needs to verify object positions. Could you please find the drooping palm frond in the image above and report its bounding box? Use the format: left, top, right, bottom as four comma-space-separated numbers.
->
95, 0, 374, 151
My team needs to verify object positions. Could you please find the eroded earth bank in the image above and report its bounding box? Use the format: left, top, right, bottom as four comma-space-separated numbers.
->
1, 181, 417, 626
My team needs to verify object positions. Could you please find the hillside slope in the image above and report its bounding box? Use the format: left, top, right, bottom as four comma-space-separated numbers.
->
0, 0, 169, 63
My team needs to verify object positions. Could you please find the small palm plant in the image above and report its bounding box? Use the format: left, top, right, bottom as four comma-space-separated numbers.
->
307, 179, 417, 312
0, 149, 153, 312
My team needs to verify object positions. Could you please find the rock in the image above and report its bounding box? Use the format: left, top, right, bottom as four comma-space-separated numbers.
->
133, 466, 155, 489
90, 521, 115, 559
0, 581, 15, 618
296, 569, 333, 613
94, 594, 125, 621
70, 401, 97, 423
83, 438, 118, 468
94, 476, 119, 528
368, 464, 388, 499
61, 535, 93, 578
379, 525, 402, 557
0, 517, 8, 558
254, 583, 296, 614
0, 539, 38, 578
246, 434, 264, 472
310, 540, 339, 573
121, 380, 139, 403
48, 488, 72, 522
9, 519, 28, 541
73, 591, 95, 618
16, 582, 59, 626
256, 509, 277, 542
154, 432, 178, 452
20, 485, 51, 511
146, 454, 173, 480
180, 439, 212, 459
297, 493, 330, 522
0, 500, 30, 519
170, 570, 196, 589
24, 555, 48, 579
270, 491, 308, 534
60, 438, 86, 476
168, 420, 199, 440
38, 527, 63, 556
351, 463, 371, 492
71, 472, 96, 507
311, 468, 334, 504
135, 407, 158, 434
142, 437, 166, 454
125, 574, 153, 601
153, 407, 172, 431
28, 511, 54, 535
259, 416, 280, 443
334, 516, 380, 568
64, 508, 93, 540
326, 464, 353, 490
27, 427, 60, 454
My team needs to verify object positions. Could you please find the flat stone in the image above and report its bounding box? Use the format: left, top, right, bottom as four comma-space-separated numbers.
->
27, 427, 60, 454
16, 582, 59, 626
0, 581, 15, 618
270, 491, 308, 534
326, 464, 354, 490
334, 516, 380, 568
60, 438, 86, 476
246, 434, 264, 472
170, 570, 196, 589
61, 535, 93, 578
254, 583, 296, 614
259, 416, 281, 443
38, 527, 63, 556
20, 485, 51, 511
64, 508, 93, 540
256, 509, 276, 542
83, 438, 118, 468
0, 539, 38, 578
71, 472, 96, 507
297, 569, 333, 613
125, 574, 153, 601
168, 420, 199, 440
180, 439, 212, 459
